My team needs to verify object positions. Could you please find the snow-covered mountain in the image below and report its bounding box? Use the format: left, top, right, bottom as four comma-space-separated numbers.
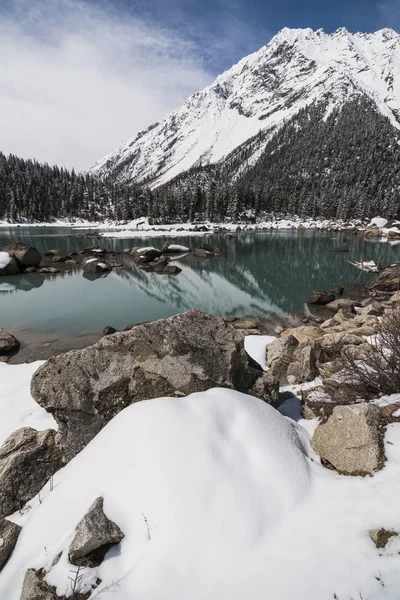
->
91, 27, 400, 187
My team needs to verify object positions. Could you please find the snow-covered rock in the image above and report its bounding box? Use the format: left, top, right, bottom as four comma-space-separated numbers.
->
91, 27, 400, 187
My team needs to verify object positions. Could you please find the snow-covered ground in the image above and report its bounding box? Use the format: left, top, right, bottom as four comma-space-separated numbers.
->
0, 362, 400, 599
0, 361, 56, 446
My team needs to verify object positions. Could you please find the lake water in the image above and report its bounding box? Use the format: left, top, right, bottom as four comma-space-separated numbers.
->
0, 226, 398, 361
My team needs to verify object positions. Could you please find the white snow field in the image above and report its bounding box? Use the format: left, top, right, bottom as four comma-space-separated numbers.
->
0, 377, 399, 599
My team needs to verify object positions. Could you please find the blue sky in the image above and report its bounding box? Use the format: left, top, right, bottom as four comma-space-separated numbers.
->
0, 0, 398, 169
100, 0, 400, 71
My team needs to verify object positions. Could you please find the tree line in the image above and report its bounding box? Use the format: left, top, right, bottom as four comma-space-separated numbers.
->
0, 96, 399, 223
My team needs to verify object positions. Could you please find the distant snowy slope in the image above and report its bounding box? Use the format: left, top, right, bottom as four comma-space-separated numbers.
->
91, 27, 400, 187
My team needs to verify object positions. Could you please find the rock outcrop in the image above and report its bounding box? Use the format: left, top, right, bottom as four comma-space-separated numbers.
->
0, 428, 62, 518
311, 404, 382, 475
69, 497, 124, 567
0, 519, 21, 571
31, 311, 264, 460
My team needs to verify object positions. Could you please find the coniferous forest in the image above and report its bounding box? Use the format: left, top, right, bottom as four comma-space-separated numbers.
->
1, 97, 399, 223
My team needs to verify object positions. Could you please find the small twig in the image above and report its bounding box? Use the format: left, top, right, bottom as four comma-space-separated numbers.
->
142, 512, 151, 540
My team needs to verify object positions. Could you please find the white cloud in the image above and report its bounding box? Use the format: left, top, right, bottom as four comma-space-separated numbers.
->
0, 0, 214, 171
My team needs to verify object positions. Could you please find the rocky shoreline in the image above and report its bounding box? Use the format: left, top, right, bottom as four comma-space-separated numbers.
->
0, 260, 400, 596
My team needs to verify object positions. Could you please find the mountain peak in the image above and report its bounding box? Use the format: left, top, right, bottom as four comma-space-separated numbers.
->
91, 26, 400, 187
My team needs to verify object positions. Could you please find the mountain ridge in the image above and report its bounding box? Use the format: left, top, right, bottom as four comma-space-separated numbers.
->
90, 26, 400, 187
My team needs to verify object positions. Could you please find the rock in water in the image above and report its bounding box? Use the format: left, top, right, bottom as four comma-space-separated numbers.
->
0, 428, 62, 518
69, 497, 124, 567
0, 329, 20, 356
307, 290, 336, 305
31, 311, 262, 461
82, 258, 111, 273
311, 404, 382, 475
0, 519, 21, 571
162, 240, 190, 253
3, 242, 41, 268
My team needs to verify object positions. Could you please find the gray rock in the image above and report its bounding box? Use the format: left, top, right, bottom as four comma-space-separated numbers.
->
20, 569, 58, 600
369, 528, 399, 549
311, 404, 382, 475
307, 290, 335, 305
103, 326, 117, 335
82, 258, 111, 274
31, 311, 262, 461
0, 329, 20, 355
0, 519, 21, 571
266, 335, 299, 380
69, 497, 124, 567
250, 374, 280, 405
0, 428, 62, 518
3, 243, 41, 268
287, 343, 319, 385
0, 254, 19, 276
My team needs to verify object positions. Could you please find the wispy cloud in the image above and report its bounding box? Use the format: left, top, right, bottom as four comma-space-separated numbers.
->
0, 0, 215, 170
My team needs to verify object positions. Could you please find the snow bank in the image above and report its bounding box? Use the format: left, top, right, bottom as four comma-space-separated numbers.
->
2, 376, 400, 599
2, 389, 311, 599
0, 251, 11, 269
244, 335, 277, 370
0, 362, 56, 446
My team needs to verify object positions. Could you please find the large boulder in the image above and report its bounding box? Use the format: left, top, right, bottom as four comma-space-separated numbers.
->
311, 404, 382, 475
31, 311, 264, 461
0, 329, 20, 356
69, 497, 124, 567
307, 290, 335, 305
0, 519, 21, 571
0, 252, 19, 276
3, 242, 41, 267
0, 428, 62, 518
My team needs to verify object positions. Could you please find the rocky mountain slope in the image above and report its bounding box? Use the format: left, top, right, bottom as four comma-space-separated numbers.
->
91, 27, 400, 187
